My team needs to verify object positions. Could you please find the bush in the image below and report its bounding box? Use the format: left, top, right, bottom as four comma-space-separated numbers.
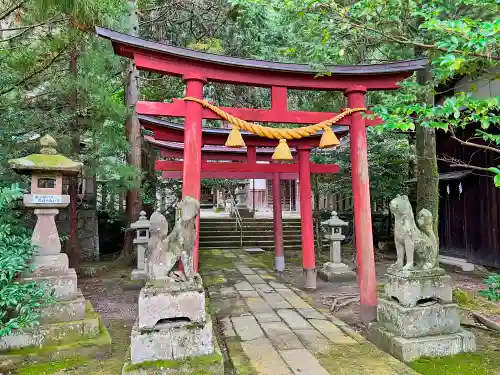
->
0, 184, 53, 337
479, 274, 500, 302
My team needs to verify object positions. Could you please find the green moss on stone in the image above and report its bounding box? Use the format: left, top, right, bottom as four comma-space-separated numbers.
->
410, 352, 500, 375
225, 337, 257, 375
453, 288, 500, 315
9, 153, 82, 172
17, 356, 89, 375
204, 276, 227, 287
124, 352, 222, 372
199, 252, 234, 272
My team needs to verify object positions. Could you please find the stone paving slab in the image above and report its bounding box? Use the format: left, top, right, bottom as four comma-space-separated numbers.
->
269, 281, 289, 289
245, 296, 275, 313
234, 281, 254, 291
244, 274, 266, 284
277, 309, 313, 330
254, 284, 275, 293
220, 317, 236, 338
277, 289, 312, 309
239, 290, 259, 298
259, 292, 293, 309
294, 329, 331, 354
255, 312, 281, 323
241, 338, 293, 375
231, 316, 264, 341
261, 322, 304, 350
308, 319, 358, 344
298, 308, 326, 320
280, 348, 330, 375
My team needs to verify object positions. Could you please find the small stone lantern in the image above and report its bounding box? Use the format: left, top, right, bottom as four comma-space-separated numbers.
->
131, 210, 150, 280
318, 211, 356, 281
9, 135, 82, 260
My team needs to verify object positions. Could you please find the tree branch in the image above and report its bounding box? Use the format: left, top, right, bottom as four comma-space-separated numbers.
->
439, 155, 492, 173
448, 126, 500, 154
0, 1, 25, 22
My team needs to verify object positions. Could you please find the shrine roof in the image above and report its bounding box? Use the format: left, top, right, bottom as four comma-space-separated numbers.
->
96, 27, 427, 90
139, 115, 348, 148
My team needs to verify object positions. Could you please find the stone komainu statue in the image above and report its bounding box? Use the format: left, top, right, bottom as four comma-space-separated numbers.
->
147, 196, 200, 281
389, 195, 439, 271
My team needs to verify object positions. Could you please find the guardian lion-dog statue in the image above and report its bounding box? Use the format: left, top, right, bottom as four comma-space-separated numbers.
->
148, 196, 200, 281
389, 195, 438, 271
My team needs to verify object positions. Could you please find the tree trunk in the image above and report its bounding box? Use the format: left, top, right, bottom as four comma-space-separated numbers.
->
120, 0, 142, 266
68, 44, 81, 272
415, 59, 439, 239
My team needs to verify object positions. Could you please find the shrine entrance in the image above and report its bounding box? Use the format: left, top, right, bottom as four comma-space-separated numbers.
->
98, 26, 426, 323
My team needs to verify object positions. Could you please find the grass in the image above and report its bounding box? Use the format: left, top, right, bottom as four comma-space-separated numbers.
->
411, 352, 500, 375
453, 288, 500, 316
17, 356, 89, 375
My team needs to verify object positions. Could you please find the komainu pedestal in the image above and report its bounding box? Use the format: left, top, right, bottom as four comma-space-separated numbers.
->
368, 195, 475, 362
123, 197, 222, 375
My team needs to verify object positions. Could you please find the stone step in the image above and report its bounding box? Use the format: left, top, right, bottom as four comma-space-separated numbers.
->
22, 269, 78, 300
199, 234, 302, 240
40, 290, 86, 324
199, 240, 305, 247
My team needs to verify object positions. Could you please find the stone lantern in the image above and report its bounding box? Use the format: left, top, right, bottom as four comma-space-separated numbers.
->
3, 135, 108, 355
318, 211, 356, 281
131, 210, 150, 280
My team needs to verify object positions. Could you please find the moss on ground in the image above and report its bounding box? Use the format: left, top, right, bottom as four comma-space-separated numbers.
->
318, 342, 418, 375
124, 352, 222, 373
225, 337, 257, 375
204, 276, 227, 287
17, 356, 89, 375
410, 352, 500, 375
199, 251, 235, 272
453, 288, 500, 316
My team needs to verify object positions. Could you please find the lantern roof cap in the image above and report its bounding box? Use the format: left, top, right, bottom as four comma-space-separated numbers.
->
321, 211, 348, 227
8, 135, 83, 174
131, 210, 150, 229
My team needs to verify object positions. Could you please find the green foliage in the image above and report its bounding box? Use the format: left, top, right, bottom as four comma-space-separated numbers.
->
0, 184, 53, 337
479, 274, 500, 302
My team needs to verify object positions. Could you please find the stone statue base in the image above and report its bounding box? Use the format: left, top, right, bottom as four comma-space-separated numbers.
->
318, 262, 356, 282
368, 271, 475, 362
124, 275, 222, 374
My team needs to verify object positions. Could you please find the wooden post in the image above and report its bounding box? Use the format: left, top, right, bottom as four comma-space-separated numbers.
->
345, 85, 377, 324
298, 147, 316, 289
272, 172, 284, 272
182, 74, 206, 272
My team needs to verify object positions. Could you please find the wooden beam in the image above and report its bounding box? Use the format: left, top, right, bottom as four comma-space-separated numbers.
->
162, 171, 300, 180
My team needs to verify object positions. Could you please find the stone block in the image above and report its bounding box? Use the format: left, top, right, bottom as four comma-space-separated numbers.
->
279, 348, 330, 375
385, 272, 453, 308
308, 319, 357, 344
131, 269, 147, 280
377, 298, 460, 338
23, 269, 78, 300
368, 323, 476, 362
240, 338, 292, 375
231, 316, 264, 341
277, 310, 312, 330
138, 279, 205, 331
30, 253, 69, 276
130, 315, 214, 364
40, 290, 86, 323
0, 314, 100, 350
318, 262, 357, 282
260, 322, 304, 350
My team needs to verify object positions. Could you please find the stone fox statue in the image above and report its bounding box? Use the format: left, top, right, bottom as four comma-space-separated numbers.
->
389, 195, 439, 271
148, 196, 200, 281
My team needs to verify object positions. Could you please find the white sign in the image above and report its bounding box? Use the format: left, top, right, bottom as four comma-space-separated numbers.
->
32, 195, 63, 204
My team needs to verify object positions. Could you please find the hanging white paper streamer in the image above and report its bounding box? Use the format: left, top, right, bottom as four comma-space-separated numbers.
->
447, 184, 450, 195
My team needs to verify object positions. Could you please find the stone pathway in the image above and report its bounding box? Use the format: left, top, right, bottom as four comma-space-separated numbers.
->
201, 249, 418, 375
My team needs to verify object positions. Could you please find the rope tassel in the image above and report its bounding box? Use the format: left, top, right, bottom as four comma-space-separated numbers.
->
272, 139, 293, 161
225, 126, 246, 148
319, 127, 340, 149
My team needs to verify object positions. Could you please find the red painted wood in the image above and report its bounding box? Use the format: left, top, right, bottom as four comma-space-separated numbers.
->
247, 146, 257, 164
272, 172, 285, 265
155, 160, 340, 174
272, 87, 288, 110
134, 53, 412, 90
182, 76, 205, 272
162, 171, 300, 180
298, 148, 315, 270
346, 86, 377, 319
137, 99, 382, 126
160, 149, 293, 162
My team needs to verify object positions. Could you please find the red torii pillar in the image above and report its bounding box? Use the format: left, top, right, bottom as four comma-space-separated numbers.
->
298, 146, 316, 289
346, 85, 377, 324
181, 74, 206, 273
272, 172, 284, 273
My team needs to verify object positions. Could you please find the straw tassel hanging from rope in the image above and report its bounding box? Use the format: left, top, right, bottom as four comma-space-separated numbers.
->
183, 97, 365, 160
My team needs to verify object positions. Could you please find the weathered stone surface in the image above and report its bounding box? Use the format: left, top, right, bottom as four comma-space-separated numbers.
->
234, 281, 254, 291
0, 315, 100, 350
279, 348, 330, 375
318, 262, 356, 282
131, 269, 147, 280
23, 270, 78, 300
277, 310, 312, 330
40, 291, 86, 323
220, 317, 236, 338
294, 330, 331, 354
244, 274, 266, 284
377, 298, 460, 338
231, 316, 264, 341
254, 284, 275, 293
30, 253, 69, 276
236, 266, 255, 275
245, 297, 274, 314
308, 319, 357, 344
385, 273, 453, 308
239, 290, 259, 298
261, 322, 304, 350
368, 323, 476, 362
254, 312, 281, 323
259, 292, 292, 309
277, 290, 312, 309
219, 287, 238, 298
297, 308, 325, 320
138, 279, 205, 330
269, 281, 288, 289
130, 315, 213, 363
241, 338, 293, 375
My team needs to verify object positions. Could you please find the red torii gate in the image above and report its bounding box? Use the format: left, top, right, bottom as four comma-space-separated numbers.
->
97, 27, 426, 323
